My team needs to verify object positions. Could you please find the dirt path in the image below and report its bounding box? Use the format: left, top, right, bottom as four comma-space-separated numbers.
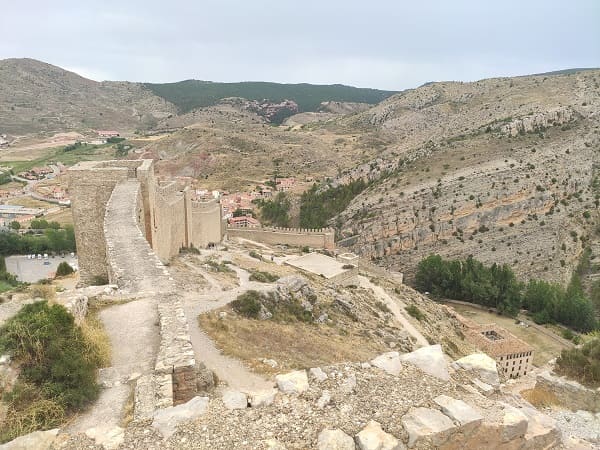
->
66, 297, 160, 432
358, 276, 429, 348
182, 257, 274, 392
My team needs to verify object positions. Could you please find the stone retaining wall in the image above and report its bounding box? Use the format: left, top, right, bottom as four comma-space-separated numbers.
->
536, 370, 600, 413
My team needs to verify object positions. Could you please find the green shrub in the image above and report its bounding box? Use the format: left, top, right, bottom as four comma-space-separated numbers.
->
249, 250, 262, 260
556, 338, 600, 388
55, 262, 74, 277
249, 270, 279, 283
90, 275, 109, 286
231, 290, 262, 319
0, 302, 101, 442
405, 304, 426, 321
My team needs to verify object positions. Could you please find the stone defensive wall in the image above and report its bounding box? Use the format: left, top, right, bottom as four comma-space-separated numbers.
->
68, 159, 223, 282
103, 178, 196, 408
227, 226, 335, 250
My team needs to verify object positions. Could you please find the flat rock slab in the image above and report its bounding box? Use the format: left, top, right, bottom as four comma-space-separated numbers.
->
0, 429, 58, 450
152, 396, 209, 439
355, 420, 404, 450
276, 370, 309, 394
310, 367, 328, 382
401, 407, 457, 448
222, 390, 248, 410
371, 352, 402, 376
399, 344, 449, 381
453, 353, 499, 386
317, 428, 355, 450
85, 425, 125, 450
433, 395, 483, 433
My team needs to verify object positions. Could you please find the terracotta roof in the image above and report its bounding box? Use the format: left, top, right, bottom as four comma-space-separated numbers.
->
464, 324, 533, 357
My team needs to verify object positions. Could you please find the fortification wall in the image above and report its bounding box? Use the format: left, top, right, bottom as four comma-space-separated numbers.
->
189, 199, 222, 248
153, 182, 187, 262
103, 179, 196, 407
227, 226, 335, 250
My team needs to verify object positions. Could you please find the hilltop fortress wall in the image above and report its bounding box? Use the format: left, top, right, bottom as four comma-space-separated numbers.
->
68, 159, 223, 284
227, 226, 335, 250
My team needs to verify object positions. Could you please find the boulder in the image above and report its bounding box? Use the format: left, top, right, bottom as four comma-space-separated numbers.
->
222, 390, 248, 409
371, 352, 402, 376
401, 407, 457, 448
276, 370, 309, 394
355, 420, 403, 450
433, 395, 482, 433
85, 425, 124, 450
472, 378, 494, 396
399, 345, 449, 381
453, 353, 499, 385
152, 396, 209, 439
500, 404, 528, 442
0, 429, 59, 450
249, 389, 277, 407
310, 367, 328, 382
317, 429, 355, 450
520, 405, 561, 449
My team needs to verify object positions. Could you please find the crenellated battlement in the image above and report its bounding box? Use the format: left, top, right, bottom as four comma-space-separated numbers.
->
227, 225, 335, 250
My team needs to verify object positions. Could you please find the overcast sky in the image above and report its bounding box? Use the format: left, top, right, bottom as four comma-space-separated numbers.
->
2, 0, 599, 90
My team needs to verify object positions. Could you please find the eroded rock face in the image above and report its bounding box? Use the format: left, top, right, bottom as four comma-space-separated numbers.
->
453, 353, 500, 386
317, 428, 355, 450
399, 344, 449, 381
276, 370, 309, 394
355, 420, 403, 450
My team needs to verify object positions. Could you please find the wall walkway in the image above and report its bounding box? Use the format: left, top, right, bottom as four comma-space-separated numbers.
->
103, 179, 196, 408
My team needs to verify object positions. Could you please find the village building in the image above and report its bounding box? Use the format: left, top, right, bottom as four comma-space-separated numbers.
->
276, 177, 295, 191
228, 215, 260, 228
96, 130, 120, 138
446, 307, 534, 378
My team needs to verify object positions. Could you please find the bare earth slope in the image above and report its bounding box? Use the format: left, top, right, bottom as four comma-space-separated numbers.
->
0, 58, 176, 135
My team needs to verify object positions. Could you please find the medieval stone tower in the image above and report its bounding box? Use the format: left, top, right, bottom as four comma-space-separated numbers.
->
68, 159, 223, 285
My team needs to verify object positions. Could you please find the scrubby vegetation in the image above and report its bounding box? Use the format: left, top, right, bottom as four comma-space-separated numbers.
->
300, 179, 368, 229
405, 304, 426, 321
145, 80, 396, 116
555, 338, 600, 388
415, 254, 598, 332
254, 192, 290, 227
249, 270, 279, 283
0, 256, 19, 293
0, 302, 104, 443
231, 290, 312, 323
55, 261, 74, 277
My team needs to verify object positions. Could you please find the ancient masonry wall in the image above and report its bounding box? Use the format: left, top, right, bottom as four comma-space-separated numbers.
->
227, 226, 335, 250
189, 199, 222, 248
103, 179, 196, 407
68, 160, 155, 285
153, 182, 188, 262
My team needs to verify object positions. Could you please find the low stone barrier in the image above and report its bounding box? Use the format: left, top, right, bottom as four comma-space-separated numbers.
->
536, 371, 600, 413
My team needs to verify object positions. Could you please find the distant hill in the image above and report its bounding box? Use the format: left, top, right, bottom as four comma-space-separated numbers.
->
144, 80, 398, 114
0, 58, 176, 135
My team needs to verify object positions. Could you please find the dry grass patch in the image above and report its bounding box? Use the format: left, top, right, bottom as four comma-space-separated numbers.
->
80, 313, 111, 368
199, 311, 386, 374
521, 386, 561, 408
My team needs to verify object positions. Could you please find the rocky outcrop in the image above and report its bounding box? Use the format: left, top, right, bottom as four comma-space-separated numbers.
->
453, 353, 500, 386
500, 108, 574, 137
316, 429, 355, 450
399, 344, 450, 381
0, 429, 58, 450
275, 370, 309, 394
355, 420, 403, 450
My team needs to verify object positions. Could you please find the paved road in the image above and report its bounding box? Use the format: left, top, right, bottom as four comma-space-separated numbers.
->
6, 254, 78, 283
